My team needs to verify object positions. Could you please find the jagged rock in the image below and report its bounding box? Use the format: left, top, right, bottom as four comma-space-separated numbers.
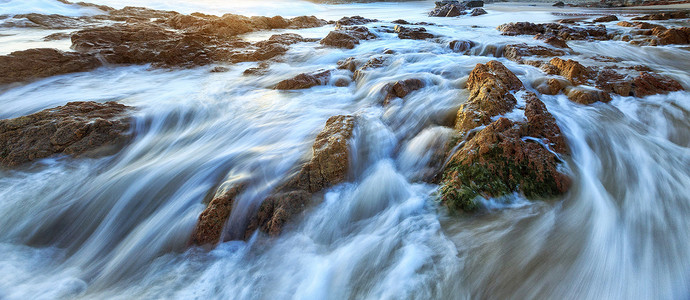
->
0, 48, 100, 84
246, 115, 356, 237
320, 26, 375, 49
440, 92, 570, 212
337, 57, 360, 72
11, 13, 87, 29
544, 36, 569, 48
566, 87, 612, 104
275, 70, 331, 90
455, 60, 522, 133
353, 56, 385, 80
429, 4, 466, 17
498, 22, 608, 41
617, 21, 635, 27
449, 40, 475, 53
382, 78, 425, 105
470, 8, 488, 16
43, 32, 71, 41
335, 16, 377, 27
190, 183, 246, 246
0, 101, 132, 167
654, 27, 690, 45
536, 78, 566, 95
502, 43, 566, 62
543, 57, 593, 85
394, 25, 436, 40
593, 15, 618, 22
595, 69, 632, 96
633, 72, 683, 97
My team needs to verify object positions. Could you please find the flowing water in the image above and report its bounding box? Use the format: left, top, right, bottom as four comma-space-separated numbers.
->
1, 0, 689, 299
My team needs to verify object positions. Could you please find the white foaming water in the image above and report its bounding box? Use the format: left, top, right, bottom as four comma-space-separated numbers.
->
1, 1, 690, 299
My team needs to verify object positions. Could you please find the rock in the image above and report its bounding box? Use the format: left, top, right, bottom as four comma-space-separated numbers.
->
553, 1, 565, 7
353, 56, 385, 80
498, 22, 545, 36
275, 70, 331, 90
190, 183, 246, 246
593, 15, 618, 22
566, 87, 612, 104
470, 8, 488, 16
335, 16, 377, 27
455, 60, 522, 133
440, 93, 570, 212
337, 57, 360, 72
449, 40, 476, 53
243, 62, 270, 76
0, 101, 132, 167
382, 78, 425, 105
320, 26, 375, 49
631, 11, 689, 21
245, 115, 356, 237
42, 32, 71, 41
543, 57, 593, 85
536, 78, 566, 95
654, 27, 690, 45
498, 22, 608, 41
429, 4, 466, 17
544, 36, 569, 48
0, 48, 100, 84
394, 25, 436, 40
464, 0, 484, 8
502, 43, 567, 62
211, 66, 230, 73
633, 72, 683, 97
12, 13, 87, 29
617, 21, 635, 27
594, 69, 632, 96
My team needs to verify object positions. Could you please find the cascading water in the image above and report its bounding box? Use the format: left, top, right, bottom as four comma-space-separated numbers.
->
0, 0, 689, 299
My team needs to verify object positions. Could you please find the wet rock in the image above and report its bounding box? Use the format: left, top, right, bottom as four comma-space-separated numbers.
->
470, 8, 488, 16
440, 93, 570, 212
593, 15, 618, 22
566, 87, 612, 104
275, 70, 331, 90
498, 22, 609, 41
337, 57, 360, 72
544, 36, 569, 48
190, 183, 246, 246
543, 57, 593, 85
449, 40, 476, 53
617, 21, 635, 27
42, 32, 71, 41
464, 0, 484, 8
246, 115, 356, 237
633, 72, 683, 97
498, 22, 545, 36
335, 16, 377, 27
631, 11, 689, 21
536, 78, 566, 95
0, 101, 132, 167
553, 1, 565, 7
654, 27, 690, 45
320, 26, 375, 49
382, 78, 425, 105
394, 25, 436, 40
243, 62, 270, 76
430, 4, 466, 17
0, 48, 100, 84
12, 13, 87, 29
595, 69, 632, 96
455, 60, 522, 133
353, 56, 385, 80
502, 43, 567, 62
211, 66, 230, 73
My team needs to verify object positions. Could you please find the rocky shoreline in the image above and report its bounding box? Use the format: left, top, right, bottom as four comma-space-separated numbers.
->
1, 1, 688, 248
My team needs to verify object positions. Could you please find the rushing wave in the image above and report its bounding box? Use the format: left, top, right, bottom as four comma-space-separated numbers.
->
1, 0, 689, 299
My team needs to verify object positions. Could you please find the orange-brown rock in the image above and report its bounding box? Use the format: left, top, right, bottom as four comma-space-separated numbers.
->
353, 56, 385, 80
0, 101, 132, 167
449, 40, 476, 53
566, 87, 612, 104
0, 48, 100, 84
190, 184, 246, 246
440, 94, 570, 212
335, 16, 378, 27
593, 15, 618, 23
275, 70, 331, 90
545, 57, 593, 85
536, 78, 566, 95
382, 78, 425, 105
245, 115, 356, 238
653, 27, 690, 45
502, 43, 566, 62
631, 11, 689, 21
498, 22, 608, 41
456, 61, 523, 132
394, 25, 436, 40
320, 26, 376, 49
595, 69, 632, 96
633, 72, 683, 97
544, 36, 569, 48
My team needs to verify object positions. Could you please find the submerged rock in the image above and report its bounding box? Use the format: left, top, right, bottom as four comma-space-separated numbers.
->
275, 70, 332, 90
449, 40, 476, 53
0, 101, 132, 167
0, 48, 100, 84
191, 183, 246, 246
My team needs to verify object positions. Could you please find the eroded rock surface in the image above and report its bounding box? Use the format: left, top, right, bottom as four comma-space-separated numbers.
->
0, 101, 132, 167
0, 49, 100, 84
320, 26, 376, 49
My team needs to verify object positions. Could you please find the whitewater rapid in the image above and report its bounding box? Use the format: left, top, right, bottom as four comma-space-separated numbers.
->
1, 0, 690, 299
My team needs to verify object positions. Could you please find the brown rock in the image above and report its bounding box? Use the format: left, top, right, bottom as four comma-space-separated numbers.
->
335, 16, 377, 27
595, 69, 632, 96
12, 13, 87, 29
275, 70, 331, 90
566, 87, 612, 104
0, 101, 132, 167
502, 43, 566, 62
394, 25, 436, 40
320, 26, 375, 49
633, 72, 683, 97
593, 15, 618, 22
536, 78, 566, 95
337, 57, 360, 72
544, 36, 569, 48
546, 57, 593, 85
190, 183, 246, 246
449, 40, 476, 53
654, 27, 690, 45
0, 48, 100, 84
498, 22, 609, 41
353, 56, 385, 80
631, 11, 689, 21
382, 78, 425, 105
456, 60, 522, 132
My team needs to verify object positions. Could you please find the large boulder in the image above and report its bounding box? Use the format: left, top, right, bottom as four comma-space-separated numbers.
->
0, 48, 100, 84
0, 101, 132, 167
